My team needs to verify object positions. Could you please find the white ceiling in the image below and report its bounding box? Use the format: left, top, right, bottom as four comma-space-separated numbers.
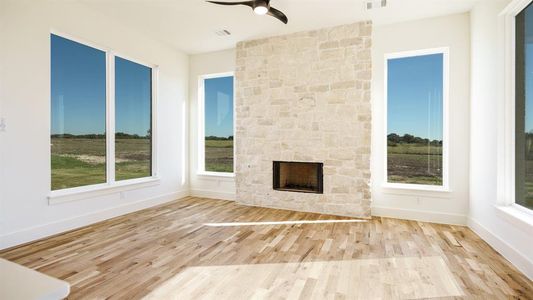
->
80, 0, 482, 54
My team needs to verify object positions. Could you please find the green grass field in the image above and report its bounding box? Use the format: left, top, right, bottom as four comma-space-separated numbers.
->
205, 139, 233, 173
519, 159, 533, 209
51, 137, 151, 190
388, 143, 443, 185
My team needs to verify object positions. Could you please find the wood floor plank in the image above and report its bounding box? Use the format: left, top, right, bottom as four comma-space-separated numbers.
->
0, 196, 531, 299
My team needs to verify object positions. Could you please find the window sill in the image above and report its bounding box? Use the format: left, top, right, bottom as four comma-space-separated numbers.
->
48, 177, 161, 205
381, 182, 451, 197
196, 171, 235, 178
495, 204, 533, 234
382, 182, 450, 193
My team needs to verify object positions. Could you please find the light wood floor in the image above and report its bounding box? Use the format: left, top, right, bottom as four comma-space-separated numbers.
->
1, 197, 532, 299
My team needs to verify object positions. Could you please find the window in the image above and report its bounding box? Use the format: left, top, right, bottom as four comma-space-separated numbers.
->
515, 2, 533, 210
115, 57, 152, 181
198, 74, 234, 174
51, 34, 107, 190
385, 49, 448, 189
51, 34, 155, 192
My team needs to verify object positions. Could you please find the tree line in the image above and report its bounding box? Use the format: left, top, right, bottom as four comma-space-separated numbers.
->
51, 132, 150, 139
205, 135, 233, 141
387, 133, 442, 146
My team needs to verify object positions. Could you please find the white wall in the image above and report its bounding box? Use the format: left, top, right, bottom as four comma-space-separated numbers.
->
0, 0, 189, 249
188, 49, 236, 200
469, 0, 533, 279
0, 0, 7, 248
371, 13, 471, 225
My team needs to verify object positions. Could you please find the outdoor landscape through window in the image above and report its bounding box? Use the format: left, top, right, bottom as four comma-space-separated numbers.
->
51, 34, 107, 190
204, 76, 234, 173
51, 35, 154, 191
387, 53, 444, 186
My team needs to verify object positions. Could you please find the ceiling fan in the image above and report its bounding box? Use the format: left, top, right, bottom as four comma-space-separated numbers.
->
206, 0, 288, 24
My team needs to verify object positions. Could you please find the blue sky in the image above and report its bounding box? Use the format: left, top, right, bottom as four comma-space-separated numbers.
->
51, 34, 106, 135
115, 57, 151, 136
204, 76, 234, 138
524, 5, 533, 133
51, 34, 151, 136
387, 53, 443, 140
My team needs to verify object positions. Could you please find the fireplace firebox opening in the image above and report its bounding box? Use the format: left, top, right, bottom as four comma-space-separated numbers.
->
273, 161, 323, 194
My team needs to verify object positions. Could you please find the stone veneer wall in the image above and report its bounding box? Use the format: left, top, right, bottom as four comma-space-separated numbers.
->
235, 21, 372, 218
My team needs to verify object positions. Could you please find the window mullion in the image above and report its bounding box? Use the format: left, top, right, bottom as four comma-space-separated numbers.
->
107, 53, 116, 184
198, 77, 206, 173
151, 68, 158, 178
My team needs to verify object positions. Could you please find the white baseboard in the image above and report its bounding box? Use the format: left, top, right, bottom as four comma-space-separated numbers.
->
0, 190, 190, 250
468, 217, 533, 280
371, 206, 467, 225
190, 189, 235, 201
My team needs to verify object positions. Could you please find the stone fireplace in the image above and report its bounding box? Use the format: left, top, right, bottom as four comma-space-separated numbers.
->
235, 21, 372, 218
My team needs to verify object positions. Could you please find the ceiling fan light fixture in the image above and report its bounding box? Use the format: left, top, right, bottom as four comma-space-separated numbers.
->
253, 0, 269, 15
254, 6, 268, 15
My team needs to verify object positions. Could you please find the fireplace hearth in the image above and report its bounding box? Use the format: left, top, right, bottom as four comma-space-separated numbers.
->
273, 161, 323, 194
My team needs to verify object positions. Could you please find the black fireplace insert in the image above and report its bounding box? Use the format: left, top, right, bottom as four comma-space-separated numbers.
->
273, 161, 323, 194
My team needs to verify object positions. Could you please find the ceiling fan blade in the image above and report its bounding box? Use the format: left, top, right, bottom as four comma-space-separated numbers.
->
267, 6, 288, 24
206, 1, 254, 8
